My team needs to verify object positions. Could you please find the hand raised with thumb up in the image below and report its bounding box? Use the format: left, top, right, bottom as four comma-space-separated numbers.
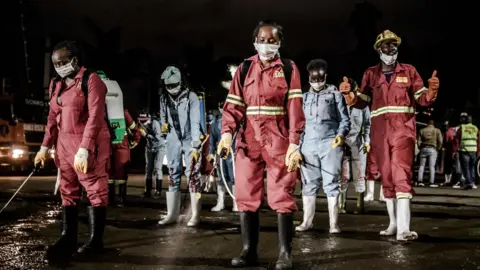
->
427, 70, 439, 100
339, 76, 351, 93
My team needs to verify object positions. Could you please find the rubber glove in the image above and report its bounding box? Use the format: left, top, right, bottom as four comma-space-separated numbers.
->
332, 135, 345, 148
74, 148, 89, 174
207, 154, 215, 164
217, 133, 232, 159
363, 143, 371, 153
427, 70, 439, 100
190, 149, 201, 164
161, 123, 169, 134
139, 128, 146, 137
34, 146, 49, 168
285, 144, 302, 172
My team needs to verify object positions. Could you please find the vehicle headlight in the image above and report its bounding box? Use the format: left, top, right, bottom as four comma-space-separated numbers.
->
12, 149, 24, 159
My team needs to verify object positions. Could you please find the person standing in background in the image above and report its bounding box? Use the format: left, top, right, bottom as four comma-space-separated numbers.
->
417, 120, 443, 187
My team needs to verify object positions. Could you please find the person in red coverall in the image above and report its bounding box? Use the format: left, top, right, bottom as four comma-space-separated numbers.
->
443, 120, 461, 186
34, 41, 111, 261
217, 21, 305, 269
108, 110, 142, 207
340, 30, 439, 242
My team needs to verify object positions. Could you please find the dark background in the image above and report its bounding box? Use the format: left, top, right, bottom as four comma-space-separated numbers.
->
0, 0, 473, 167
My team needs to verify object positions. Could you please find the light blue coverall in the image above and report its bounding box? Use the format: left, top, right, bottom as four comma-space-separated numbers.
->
144, 118, 166, 189
160, 90, 202, 192
300, 85, 350, 197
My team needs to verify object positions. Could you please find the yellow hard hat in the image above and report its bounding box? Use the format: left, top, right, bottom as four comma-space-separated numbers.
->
374, 30, 401, 50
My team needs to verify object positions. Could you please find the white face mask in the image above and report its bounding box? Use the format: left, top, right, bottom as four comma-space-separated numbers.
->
167, 85, 182, 96
380, 52, 398, 66
55, 59, 76, 78
310, 81, 326, 91
254, 43, 280, 61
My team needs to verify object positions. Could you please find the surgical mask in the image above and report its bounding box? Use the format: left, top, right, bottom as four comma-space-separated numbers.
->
310, 81, 325, 91
254, 43, 280, 61
218, 108, 223, 114
379, 52, 398, 66
55, 59, 76, 78
167, 85, 182, 95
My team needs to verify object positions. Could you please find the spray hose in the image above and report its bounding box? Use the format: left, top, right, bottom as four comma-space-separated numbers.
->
218, 130, 240, 200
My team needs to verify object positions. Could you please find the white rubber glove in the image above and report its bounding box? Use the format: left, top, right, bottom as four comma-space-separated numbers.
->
34, 146, 49, 168
74, 148, 89, 174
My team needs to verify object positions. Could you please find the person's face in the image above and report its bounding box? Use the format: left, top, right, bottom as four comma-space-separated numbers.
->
51, 49, 77, 69
378, 39, 398, 55
256, 26, 280, 45
309, 69, 327, 83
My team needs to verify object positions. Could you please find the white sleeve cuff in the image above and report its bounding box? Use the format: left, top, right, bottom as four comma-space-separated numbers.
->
289, 143, 299, 150
40, 146, 49, 153
221, 133, 232, 141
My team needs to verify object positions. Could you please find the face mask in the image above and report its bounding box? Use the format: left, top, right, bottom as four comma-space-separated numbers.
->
310, 81, 325, 91
254, 43, 280, 61
379, 52, 398, 66
55, 59, 76, 78
167, 85, 182, 96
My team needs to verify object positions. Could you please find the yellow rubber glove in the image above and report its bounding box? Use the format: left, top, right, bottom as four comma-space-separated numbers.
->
332, 135, 345, 148
207, 154, 215, 164
190, 149, 200, 164
74, 148, 89, 174
217, 133, 232, 159
34, 146, 49, 168
139, 128, 147, 137
285, 144, 302, 172
161, 123, 169, 134
363, 143, 371, 153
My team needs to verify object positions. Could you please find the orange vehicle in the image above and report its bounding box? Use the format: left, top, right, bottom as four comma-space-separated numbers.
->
0, 93, 54, 173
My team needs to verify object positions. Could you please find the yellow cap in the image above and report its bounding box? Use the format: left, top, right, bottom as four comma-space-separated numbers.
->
374, 30, 401, 50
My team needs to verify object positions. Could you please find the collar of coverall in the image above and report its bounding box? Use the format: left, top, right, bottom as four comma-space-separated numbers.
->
248, 54, 284, 69
72, 66, 87, 80
374, 62, 405, 74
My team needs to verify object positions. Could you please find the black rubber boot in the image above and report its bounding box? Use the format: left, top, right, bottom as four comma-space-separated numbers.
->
275, 213, 293, 270
77, 206, 106, 254
108, 183, 116, 206
231, 211, 259, 267
354, 192, 365, 214
144, 178, 152, 198
118, 184, 127, 207
154, 178, 162, 197
45, 206, 78, 262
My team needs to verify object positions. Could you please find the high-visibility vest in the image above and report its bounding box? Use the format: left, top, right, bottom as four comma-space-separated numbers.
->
460, 123, 478, 152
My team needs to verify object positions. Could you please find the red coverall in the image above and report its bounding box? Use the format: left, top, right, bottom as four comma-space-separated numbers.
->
43, 67, 111, 207
352, 63, 434, 198
221, 56, 305, 213
366, 151, 380, 180
108, 110, 140, 184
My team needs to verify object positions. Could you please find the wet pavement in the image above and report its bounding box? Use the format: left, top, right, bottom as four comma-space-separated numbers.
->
0, 174, 479, 269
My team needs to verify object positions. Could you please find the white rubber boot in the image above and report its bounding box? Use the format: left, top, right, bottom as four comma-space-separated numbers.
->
379, 185, 386, 202
379, 198, 397, 236
364, 180, 375, 201
211, 185, 225, 212
187, 192, 201, 227
231, 185, 238, 212
327, 196, 341, 234
295, 196, 316, 232
396, 198, 418, 241
158, 191, 181, 225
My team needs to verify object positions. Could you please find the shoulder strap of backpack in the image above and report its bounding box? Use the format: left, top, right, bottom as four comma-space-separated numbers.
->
81, 69, 93, 111
240, 60, 252, 88
280, 58, 292, 90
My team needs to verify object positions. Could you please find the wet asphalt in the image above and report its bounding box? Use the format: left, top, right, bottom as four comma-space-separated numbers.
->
0, 174, 479, 270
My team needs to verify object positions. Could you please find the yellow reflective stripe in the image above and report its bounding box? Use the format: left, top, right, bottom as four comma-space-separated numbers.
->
226, 94, 245, 107
128, 122, 136, 129
246, 106, 286, 116
414, 87, 428, 100
371, 106, 415, 118
357, 92, 371, 102
117, 180, 127, 184
108, 179, 115, 184
396, 192, 412, 200
287, 89, 302, 99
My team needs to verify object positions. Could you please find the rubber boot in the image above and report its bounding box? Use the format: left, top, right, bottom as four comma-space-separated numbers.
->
364, 180, 375, 201
154, 178, 162, 197
108, 183, 115, 206
396, 198, 418, 241
118, 183, 127, 207
295, 196, 316, 232
231, 212, 259, 267
45, 206, 78, 262
211, 185, 225, 212
353, 192, 365, 214
158, 191, 181, 225
77, 206, 106, 254
275, 213, 293, 270
231, 185, 238, 212
328, 196, 341, 234
187, 192, 201, 227
379, 198, 397, 236
338, 192, 347, 214
144, 178, 152, 198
